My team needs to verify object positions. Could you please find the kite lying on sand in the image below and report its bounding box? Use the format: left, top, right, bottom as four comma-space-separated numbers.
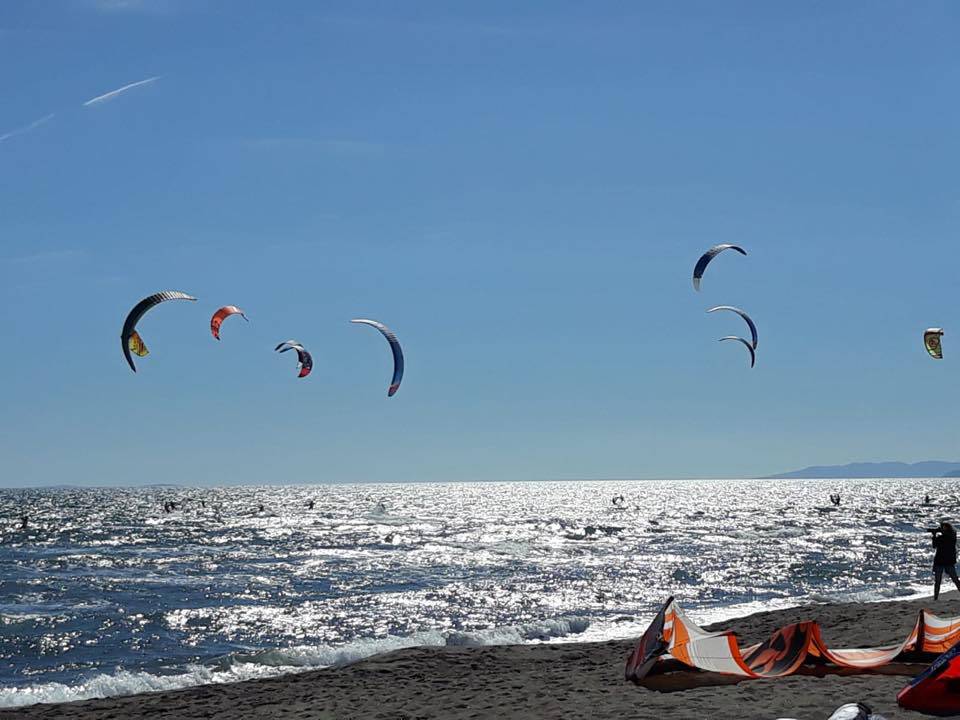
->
625, 597, 960, 691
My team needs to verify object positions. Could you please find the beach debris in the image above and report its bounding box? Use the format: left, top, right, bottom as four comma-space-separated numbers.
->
897, 636, 960, 715
719, 336, 756, 368
210, 305, 248, 340
121, 291, 197, 372
708, 306, 758, 350
350, 319, 404, 397
275, 340, 313, 378
776, 702, 886, 720
924, 328, 944, 359
692, 244, 747, 291
827, 703, 885, 720
626, 597, 960, 687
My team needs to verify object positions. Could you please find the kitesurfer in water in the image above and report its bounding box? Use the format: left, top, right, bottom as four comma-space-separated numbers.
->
307, 500, 315, 510
925, 494, 932, 505
929, 521, 960, 600
830, 493, 841, 506
20, 515, 28, 530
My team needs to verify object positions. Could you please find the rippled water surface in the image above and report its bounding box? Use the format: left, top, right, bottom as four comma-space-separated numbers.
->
0, 479, 956, 706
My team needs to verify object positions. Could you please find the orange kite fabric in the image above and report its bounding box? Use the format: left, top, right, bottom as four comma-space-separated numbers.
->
626, 597, 960, 683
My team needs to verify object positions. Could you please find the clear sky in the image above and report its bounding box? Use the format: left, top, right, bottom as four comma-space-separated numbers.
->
1, 1, 957, 486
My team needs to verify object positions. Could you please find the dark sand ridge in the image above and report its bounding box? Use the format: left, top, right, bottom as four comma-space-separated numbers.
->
3, 593, 958, 720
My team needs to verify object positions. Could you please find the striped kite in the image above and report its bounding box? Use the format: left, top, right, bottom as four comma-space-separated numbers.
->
121, 291, 197, 372
693, 244, 747, 291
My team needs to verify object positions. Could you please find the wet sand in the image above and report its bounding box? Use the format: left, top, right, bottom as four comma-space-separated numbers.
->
3, 592, 957, 720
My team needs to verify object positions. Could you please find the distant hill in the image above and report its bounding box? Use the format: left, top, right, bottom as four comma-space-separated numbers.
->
766, 461, 960, 479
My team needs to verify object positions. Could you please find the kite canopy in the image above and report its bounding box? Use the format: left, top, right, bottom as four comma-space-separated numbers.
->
719, 336, 756, 368
351, 319, 404, 396
626, 598, 960, 688
708, 306, 758, 350
275, 340, 313, 378
121, 291, 197, 372
210, 305, 248, 341
925, 328, 944, 360
898, 638, 960, 715
692, 244, 746, 291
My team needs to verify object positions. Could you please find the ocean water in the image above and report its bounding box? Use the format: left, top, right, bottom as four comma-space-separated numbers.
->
0, 478, 953, 708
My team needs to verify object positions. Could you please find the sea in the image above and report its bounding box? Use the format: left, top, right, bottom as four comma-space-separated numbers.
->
0, 478, 953, 708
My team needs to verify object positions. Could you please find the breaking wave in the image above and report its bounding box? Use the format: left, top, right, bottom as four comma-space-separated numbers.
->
0, 616, 590, 708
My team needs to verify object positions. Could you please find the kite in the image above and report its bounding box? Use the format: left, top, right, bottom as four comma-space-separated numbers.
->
210, 306, 248, 340
121, 291, 197, 372
925, 328, 944, 360
719, 336, 756, 368
693, 244, 746, 291
351, 319, 404, 396
275, 340, 313, 378
707, 306, 758, 350
627, 597, 960, 690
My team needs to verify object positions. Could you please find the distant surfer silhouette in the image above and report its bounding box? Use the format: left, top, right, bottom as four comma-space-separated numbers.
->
20, 515, 28, 530
830, 493, 841, 506
307, 500, 315, 510
925, 494, 932, 505
929, 521, 960, 600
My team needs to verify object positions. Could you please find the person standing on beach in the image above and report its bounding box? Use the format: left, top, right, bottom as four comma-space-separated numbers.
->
929, 521, 960, 600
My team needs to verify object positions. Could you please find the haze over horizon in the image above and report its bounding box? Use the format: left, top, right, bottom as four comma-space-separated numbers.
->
1, 1, 957, 487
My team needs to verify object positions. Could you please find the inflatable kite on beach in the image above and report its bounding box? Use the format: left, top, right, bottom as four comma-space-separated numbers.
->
692, 244, 747, 291
350, 319, 404, 396
121, 291, 197, 372
924, 328, 944, 360
275, 340, 313, 378
719, 336, 756, 368
708, 306, 758, 350
210, 306, 248, 340
898, 638, 960, 715
625, 597, 960, 690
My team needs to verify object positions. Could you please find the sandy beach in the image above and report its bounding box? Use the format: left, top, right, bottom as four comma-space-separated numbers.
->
3, 592, 957, 720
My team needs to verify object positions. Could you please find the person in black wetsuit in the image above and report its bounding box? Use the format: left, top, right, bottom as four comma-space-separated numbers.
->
929, 521, 960, 600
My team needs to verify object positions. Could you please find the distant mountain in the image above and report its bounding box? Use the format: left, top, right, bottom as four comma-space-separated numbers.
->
766, 461, 960, 479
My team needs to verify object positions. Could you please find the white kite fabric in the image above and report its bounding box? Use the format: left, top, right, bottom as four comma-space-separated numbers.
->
626, 597, 960, 683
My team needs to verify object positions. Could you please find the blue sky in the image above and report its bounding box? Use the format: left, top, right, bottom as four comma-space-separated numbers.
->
0, 1, 957, 486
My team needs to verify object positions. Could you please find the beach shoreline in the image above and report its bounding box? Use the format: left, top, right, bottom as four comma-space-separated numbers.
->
2, 593, 958, 720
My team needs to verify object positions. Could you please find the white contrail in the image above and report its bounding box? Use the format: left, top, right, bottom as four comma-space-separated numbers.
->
0, 113, 56, 144
82, 75, 160, 107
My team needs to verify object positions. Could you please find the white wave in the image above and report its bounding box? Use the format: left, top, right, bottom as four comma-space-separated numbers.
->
0, 663, 284, 709
446, 616, 590, 646
227, 630, 448, 669
0, 617, 590, 708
